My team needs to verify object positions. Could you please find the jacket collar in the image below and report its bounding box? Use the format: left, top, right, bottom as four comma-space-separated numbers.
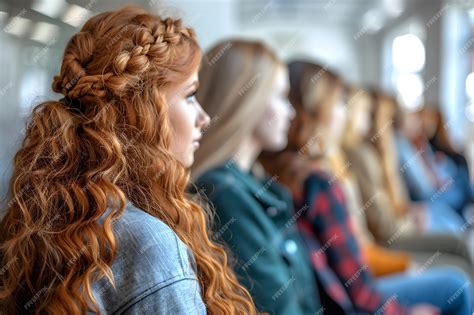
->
224, 160, 289, 211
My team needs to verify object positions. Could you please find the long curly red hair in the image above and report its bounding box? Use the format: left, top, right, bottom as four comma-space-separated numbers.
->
0, 6, 255, 314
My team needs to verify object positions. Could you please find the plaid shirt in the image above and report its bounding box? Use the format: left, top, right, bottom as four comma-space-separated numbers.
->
295, 170, 407, 315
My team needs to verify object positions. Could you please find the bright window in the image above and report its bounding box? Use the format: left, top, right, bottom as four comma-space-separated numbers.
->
391, 33, 425, 110
466, 71, 474, 122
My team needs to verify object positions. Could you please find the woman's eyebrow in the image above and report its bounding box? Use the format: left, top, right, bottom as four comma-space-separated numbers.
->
187, 81, 199, 90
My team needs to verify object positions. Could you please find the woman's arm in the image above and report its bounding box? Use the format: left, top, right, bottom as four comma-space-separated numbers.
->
303, 173, 407, 315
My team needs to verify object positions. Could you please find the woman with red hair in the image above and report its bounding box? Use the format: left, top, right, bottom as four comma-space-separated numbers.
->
0, 6, 256, 314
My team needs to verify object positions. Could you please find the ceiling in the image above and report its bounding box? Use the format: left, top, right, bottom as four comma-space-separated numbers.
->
1, 0, 471, 46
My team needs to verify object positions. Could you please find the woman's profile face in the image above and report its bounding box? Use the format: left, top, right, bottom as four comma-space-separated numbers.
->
401, 110, 424, 140
420, 109, 438, 138
254, 66, 295, 151
352, 97, 371, 140
377, 100, 394, 129
167, 70, 210, 168
328, 89, 347, 145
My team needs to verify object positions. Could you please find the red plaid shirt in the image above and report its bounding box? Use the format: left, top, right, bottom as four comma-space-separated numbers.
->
295, 170, 407, 315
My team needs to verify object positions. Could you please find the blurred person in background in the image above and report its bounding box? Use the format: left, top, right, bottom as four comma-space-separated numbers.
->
396, 106, 474, 223
421, 106, 472, 185
344, 86, 474, 275
344, 90, 469, 239
328, 85, 412, 277
260, 63, 413, 279
191, 39, 322, 315
374, 95, 465, 231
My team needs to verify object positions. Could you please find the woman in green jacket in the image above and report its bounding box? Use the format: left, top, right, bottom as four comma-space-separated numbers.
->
191, 39, 322, 315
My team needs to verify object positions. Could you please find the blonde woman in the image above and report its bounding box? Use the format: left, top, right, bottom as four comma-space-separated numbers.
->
192, 40, 322, 315
326, 86, 412, 277
342, 88, 420, 244
0, 7, 256, 314
344, 90, 468, 242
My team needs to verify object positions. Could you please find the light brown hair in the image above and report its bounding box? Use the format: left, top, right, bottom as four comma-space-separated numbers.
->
368, 90, 409, 216
191, 39, 283, 177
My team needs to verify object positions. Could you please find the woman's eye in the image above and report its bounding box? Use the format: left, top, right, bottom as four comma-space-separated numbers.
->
186, 91, 197, 102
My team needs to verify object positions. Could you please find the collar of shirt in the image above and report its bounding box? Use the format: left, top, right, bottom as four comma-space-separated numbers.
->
224, 160, 289, 212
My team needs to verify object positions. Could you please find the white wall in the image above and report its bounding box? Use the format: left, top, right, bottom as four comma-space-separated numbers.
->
236, 24, 361, 82
160, 1, 362, 81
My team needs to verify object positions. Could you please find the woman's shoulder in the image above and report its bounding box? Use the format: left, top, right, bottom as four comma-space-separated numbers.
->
194, 163, 247, 197
302, 167, 347, 201
113, 202, 197, 277
113, 203, 184, 248
304, 165, 333, 186
92, 202, 201, 313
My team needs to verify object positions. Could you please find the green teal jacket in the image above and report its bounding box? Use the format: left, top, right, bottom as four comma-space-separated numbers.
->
194, 161, 321, 315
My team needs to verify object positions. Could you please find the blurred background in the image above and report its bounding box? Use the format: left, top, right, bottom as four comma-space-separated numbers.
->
0, 0, 473, 204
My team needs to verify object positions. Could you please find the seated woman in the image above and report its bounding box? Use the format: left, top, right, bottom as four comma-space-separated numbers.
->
260, 60, 472, 315
326, 86, 412, 277
191, 40, 322, 315
421, 106, 472, 187
396, 107, 473, 222
344, 90, 471, 256
0, 7, 256, 314
422, 107, 474, 205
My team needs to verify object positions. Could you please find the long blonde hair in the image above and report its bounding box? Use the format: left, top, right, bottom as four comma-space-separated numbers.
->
368, 90, 409, 216
342, 86, 371, 148
0, 6, 255, 314
191, 39, 283, 177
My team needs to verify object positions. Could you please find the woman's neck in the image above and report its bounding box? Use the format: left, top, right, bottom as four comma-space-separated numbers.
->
326, 142, 340, 156
342, 133, 361, 150
234, 135, 262, 172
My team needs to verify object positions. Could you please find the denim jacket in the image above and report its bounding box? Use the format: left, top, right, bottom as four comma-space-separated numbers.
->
90, 202, 206, 314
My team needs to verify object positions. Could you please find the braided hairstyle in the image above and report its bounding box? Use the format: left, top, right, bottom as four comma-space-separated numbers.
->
0, 5, 256, 314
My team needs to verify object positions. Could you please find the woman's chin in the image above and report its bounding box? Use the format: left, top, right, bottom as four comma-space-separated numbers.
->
264, 138, 287, 152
